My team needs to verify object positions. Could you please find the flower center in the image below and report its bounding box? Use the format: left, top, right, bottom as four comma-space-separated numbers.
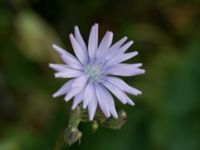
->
84, 63, 104, 81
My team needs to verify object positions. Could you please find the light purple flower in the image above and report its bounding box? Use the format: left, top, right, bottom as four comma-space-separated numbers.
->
49, 23, 145, 121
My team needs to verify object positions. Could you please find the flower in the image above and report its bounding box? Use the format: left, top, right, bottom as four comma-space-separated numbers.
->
49, 23, 145, 121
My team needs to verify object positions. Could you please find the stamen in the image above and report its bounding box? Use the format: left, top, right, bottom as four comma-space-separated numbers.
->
84, 63, 104, 81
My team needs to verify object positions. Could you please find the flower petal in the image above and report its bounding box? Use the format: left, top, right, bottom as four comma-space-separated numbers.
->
105, 76, 142, 96
103, 36, 127, 60
88, 92, 98, 120
83, 81, 95, 109
64, 75, 87, 102
119, 40, 134, 53
74, 26, 88, 54
107, 63, 145, 76
49, 63, 69, 72
96, 31, 113, 57
54, 68, 82, 78
61, 55, 82, 70
106, 51, 138, 67
71, 75, 87, 88
102, 81, 135, 105
95, 83, 111, 118
99, 84, 118, 118
71, 90, 84, 110
64, 82, 86, 102
53, 79, 75, 98
110, 36, 128, 50
52, 44, 70, 56
88, 24, 98, 59
69, 34, 87, 64
52, 44, 82, 69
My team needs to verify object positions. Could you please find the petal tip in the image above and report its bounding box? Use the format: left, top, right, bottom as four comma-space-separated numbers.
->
52, 93, 58, 98
141, 69, 146, 74
137, 91, 142, 95
69, 33, 74, 39
130, 40, 134, 45
124, 36, 128, 40
49, 63, 54, 68
54, 73, 60, 78
64, 96, 70, 102
52, 44, 57, 49
129, 101, 135, 106
71, 105, 76, 110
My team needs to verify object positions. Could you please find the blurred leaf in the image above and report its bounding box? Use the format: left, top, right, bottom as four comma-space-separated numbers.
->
0, 140, 20, 150
0, 127, 39, 150
149, 35, 200, 150
14, 10, 62, 63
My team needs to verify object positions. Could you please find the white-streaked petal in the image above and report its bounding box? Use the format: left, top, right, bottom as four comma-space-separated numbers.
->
74, 26, 88, 54
52, 44, 83, 70
95, 83, 111, 118
71, 75, 87, 88
88, 24, 98, 59
102, 81, 135, 105
119, 40, 134, 53
52, 44, 70, 56
105, 51, 138, 67
107, 63, 145, 76
69, 34, 87, 64
65, 76, 87, 102
88, 92, 98, 120
96, 31, 113, 57
103, 36, 127, 60
110, 36, 128, 50
49, 64, 69, 72
98, 85, 118, 118
60, 55, 82, 70
64, 82, 86, 102
54, 68, 82, 78
53, 79, 75, 98
83, 81, 95, 109
72, 90, 84, 110
105, 76, 142, 96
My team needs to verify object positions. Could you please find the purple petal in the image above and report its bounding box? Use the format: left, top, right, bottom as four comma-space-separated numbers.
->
88, 93, 98, 120
105, 76, 142, 96
102, 36, 127, 60
71, 90, 84, 110
83, 81, 95, 109
102, 81, 135, 105
60, 55, 82, 70
52, 44, 70, 56
107, 63, 145, 76
54, 68, 82, 78
52, 44, 82, 69
64, 84, 86, 102
53, 79, 75, 98
106, 51, 138, 67
96, 31, 113, 58
110, 36, 128, 50
99, 84, 118, 118
88, 24, 98, 59
69, 34, 87, 64
74, 26, 88, 55
64, 75, 87, 102
119, 40, 134, 53
95, 83, 111, 118
49, 64, 69, 72
71, 75, 87, 88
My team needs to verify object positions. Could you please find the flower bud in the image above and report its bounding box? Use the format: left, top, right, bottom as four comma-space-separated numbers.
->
64, 127, 82, 145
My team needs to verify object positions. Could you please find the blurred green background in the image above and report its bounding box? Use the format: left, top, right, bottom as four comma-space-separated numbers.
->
1, 0, 200, 150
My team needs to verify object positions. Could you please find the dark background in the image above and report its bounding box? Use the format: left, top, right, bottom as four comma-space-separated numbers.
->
0, 0, 200, 150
